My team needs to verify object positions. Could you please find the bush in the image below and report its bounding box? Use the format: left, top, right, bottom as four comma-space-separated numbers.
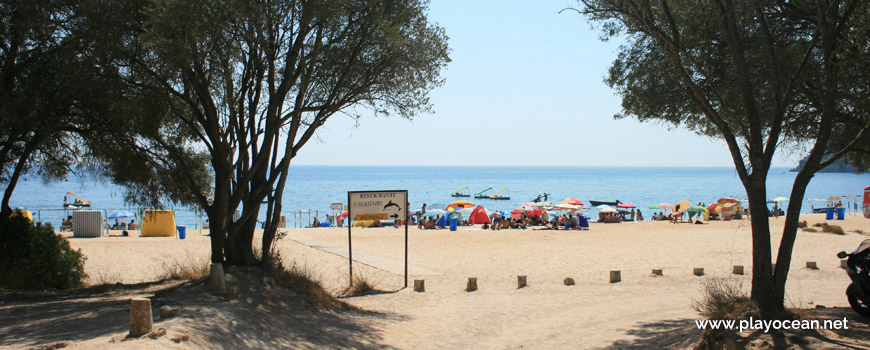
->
820, 223, 845, 235
0, 215, 87, 290
797, 220, 807, 228
157, 255, 210, 281
266, 252, 354, 312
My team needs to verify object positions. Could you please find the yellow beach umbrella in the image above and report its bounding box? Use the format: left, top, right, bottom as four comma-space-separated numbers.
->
675, 200, 691, 212
447, 200, 476, 209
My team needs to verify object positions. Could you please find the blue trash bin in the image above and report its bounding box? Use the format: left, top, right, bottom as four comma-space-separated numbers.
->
177, 225, 186, 239
837, 208, 845, 220
449, 219, 457, 231
825, 208, 834, 220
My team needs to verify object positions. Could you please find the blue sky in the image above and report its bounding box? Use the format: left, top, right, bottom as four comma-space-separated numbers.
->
292, 0, 793, 167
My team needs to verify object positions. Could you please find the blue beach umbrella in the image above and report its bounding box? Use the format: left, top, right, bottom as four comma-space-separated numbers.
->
108, 210, 136, 219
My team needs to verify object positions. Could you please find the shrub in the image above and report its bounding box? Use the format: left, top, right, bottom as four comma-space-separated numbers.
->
0, 215, 87, 290
693, 278, 758, 349
342, 274, 378, 297
797, 221, 807, 228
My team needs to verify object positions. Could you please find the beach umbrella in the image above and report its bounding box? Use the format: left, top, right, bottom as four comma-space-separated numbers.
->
687, 205, 709, 220
108, 210, 135, 219
717, 197, 738, 205
657, 203, 675, 211
771, 196, 789, 203
531, 201, 553, 207
424, 209, 446, 216
554, 203, 581, 211
560, 198, 584, 206
649, 205, 659, 209
707, 203, 723, 214
341, 211, 349, 217
428, 203, 447, 210
616, 203, 636, 208
448, 200, 476, 209
675, 200, 691, 212
521, 201, 536, 207
598, 206, 618, 213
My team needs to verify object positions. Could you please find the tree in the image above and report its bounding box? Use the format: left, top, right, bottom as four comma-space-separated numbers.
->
111, 0, 449, 265
573, 0, 870, 317
0, 0, 129, 238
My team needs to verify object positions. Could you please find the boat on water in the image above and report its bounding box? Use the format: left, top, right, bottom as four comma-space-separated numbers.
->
63, 192, 91, 209
451, 187, 471, 197
588, 199, 621, 206
474, 187, 510, 200
488, 188, 510, 200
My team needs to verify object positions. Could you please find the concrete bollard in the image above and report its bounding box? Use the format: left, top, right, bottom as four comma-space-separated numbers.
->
693, 268, 705, 276
209, 263, 225, 291
806, 261, 818, 270
732, 265, 744, 275
517, 275, 527, 289
651, 269, 663, 276
564, 277, 575, 286
129, 298, 153, 337
841, 260, 848, 269
467, 277, 478, 292
610, 271, 621, 283
414, 279, 425, 292
772, 263, 776, 271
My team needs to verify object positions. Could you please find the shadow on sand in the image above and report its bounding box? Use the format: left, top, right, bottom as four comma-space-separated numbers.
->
0, 272, 399, 349
600, 307, 869, 349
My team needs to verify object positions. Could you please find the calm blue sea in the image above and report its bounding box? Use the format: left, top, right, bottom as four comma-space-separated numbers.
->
9, 166, 870, 229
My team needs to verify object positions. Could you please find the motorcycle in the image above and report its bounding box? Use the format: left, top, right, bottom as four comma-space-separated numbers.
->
837, 239, 870, 317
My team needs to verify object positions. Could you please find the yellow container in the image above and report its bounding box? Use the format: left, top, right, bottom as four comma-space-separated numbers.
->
141, 210, 176, 237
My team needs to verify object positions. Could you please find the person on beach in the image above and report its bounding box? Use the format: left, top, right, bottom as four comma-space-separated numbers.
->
128, 219, 138, 230
421, 203, 427, 216
636, 210, 644, 221
312, 217, 320, 227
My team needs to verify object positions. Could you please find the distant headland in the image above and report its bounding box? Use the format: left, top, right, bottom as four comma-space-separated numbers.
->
790, 156, 858, 173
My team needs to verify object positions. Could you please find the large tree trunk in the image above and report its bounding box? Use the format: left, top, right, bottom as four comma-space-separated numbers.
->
0, 142, 37, 241
745, 177, 784, 317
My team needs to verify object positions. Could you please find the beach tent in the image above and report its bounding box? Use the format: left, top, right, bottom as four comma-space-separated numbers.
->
436, 214, 448, 226
141, 210, 177, 237
10, 210, 33, 222
448, 200, 476, 209
468, 206, 491, 224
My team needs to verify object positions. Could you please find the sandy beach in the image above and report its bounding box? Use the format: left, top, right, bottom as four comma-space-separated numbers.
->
2, 213, 869, 349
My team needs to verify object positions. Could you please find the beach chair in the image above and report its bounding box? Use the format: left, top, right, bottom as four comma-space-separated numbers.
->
578, 215, 590, 230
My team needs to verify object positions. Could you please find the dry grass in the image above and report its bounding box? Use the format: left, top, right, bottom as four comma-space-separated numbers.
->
797, 220, 808, 228
157, 256, 210, 281
809, 222, 845, 234
86, 267, 122, 287
802, 228, 819, 233
341, 273, 382, 297
266, 252, 354, 312
693, 278, 758, 350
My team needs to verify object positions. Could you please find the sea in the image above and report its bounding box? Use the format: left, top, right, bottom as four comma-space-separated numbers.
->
9, 166, 870, 229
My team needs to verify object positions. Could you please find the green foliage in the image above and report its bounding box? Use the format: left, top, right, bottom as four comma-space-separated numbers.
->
0, 215, 87, 290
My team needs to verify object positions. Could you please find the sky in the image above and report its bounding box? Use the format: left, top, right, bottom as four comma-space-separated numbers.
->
292, 0, 794, 167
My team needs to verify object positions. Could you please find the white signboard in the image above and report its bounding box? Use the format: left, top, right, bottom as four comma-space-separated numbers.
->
330, 203, 343, 210
348, 190, 407, 221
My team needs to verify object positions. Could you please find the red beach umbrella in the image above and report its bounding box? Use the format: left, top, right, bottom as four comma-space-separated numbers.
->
616, 203, 636, 208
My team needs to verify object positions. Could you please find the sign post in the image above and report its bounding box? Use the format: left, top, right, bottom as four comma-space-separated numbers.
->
347, 190, 409, 288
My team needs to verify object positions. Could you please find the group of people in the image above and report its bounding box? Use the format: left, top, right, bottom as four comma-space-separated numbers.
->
111, 219, 137, 230
597, 209, 643, 223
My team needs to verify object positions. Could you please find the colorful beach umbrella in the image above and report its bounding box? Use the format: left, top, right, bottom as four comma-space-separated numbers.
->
531, 201, 553, 207
448, 200, 476, 209
616, 203, 636, 208
108, 211, 135, 219
649, 205, 659, 209
560, 198, 584, 206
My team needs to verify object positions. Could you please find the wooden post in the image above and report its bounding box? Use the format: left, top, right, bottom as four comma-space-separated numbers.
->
841, 260, 848, 269
806, 261, 818, 270
129, 298, 153, 337
209, 263, 225, 291
413, 279, 425, 292
732, 265, 744, 275
651, 269, 663, 276
467, 277, 478, 292
609, 270, 621, 283
564, 277, 575, 286
693, 268, 705, 276
517, 275, 527, 289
